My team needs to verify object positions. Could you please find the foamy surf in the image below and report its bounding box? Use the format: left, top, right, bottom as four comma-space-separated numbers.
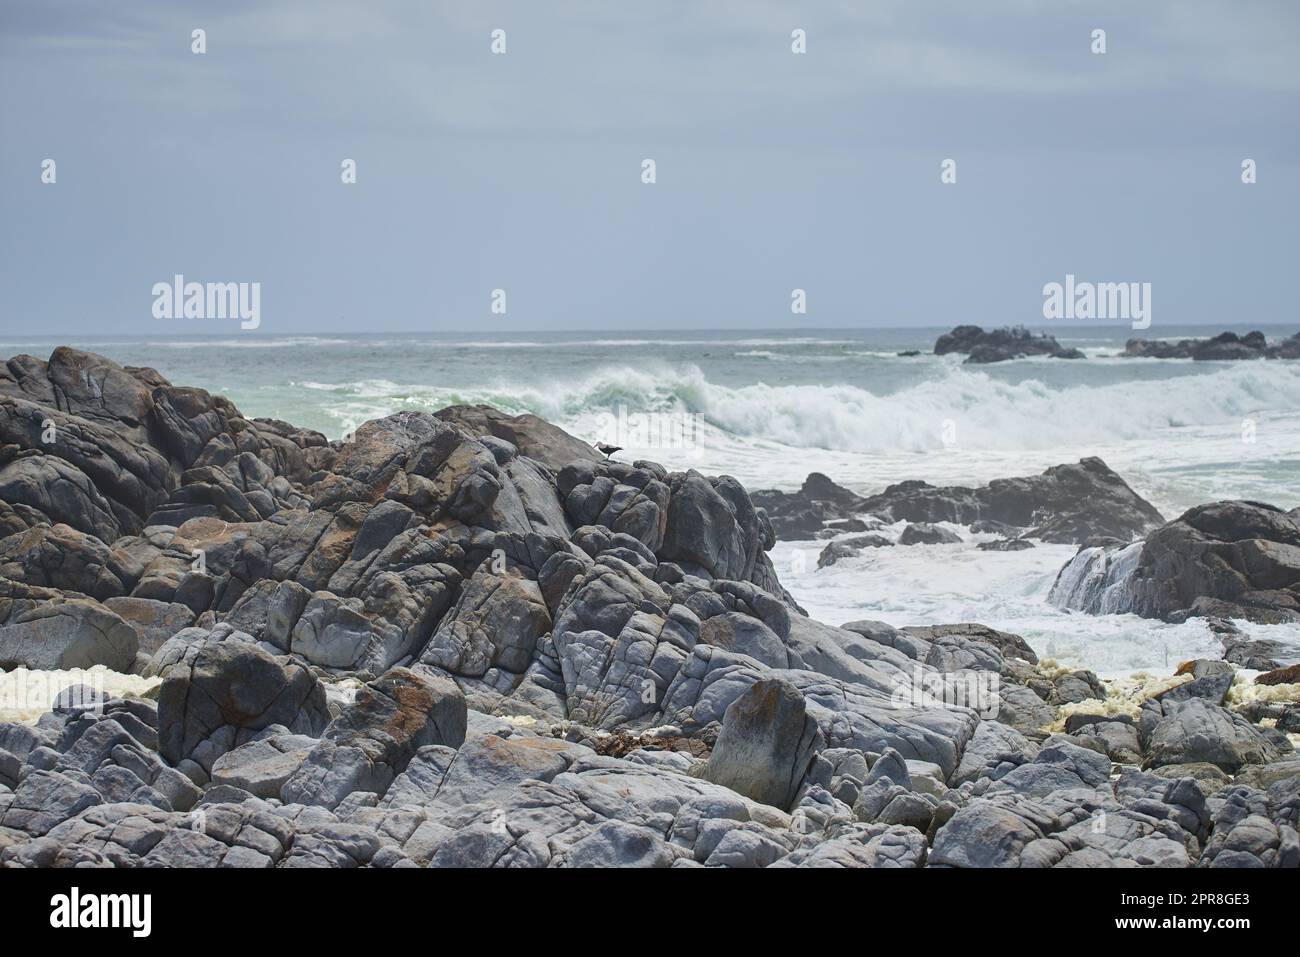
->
770, 535, 1232, 676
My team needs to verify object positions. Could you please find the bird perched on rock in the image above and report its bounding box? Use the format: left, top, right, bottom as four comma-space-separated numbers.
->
596, 442, 622, 459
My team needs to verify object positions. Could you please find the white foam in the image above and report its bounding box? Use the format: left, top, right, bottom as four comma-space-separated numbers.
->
290, 358, 1300, 516
772, 537, 1225, 676
0, 667, 161, 725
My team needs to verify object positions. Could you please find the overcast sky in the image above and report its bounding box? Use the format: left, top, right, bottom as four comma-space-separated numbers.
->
1, 0, 1297, 334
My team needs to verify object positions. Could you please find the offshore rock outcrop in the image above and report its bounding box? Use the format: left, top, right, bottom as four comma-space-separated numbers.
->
933, 325, 1085, 364
1122, 330, 1300, 360
0, 347, 1296, 869
753, 457, 1164, 545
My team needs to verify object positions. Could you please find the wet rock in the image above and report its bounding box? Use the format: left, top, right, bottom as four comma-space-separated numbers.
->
857, 458, 1162, 544
1257, 663, 1300, 686
1122, 329, 1294, 361
1053, 500, 1300, 624
978, 537, 1035, 552
899, 523, 961, 545
816, 534, 892, 567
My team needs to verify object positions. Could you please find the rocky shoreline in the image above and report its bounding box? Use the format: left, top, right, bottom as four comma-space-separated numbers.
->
0, 347, 1297, 868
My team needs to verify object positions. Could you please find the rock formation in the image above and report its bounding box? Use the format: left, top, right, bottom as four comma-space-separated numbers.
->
933, 325, 1085, 364
0, 348, 1295, 869
1122, 330, 1300, 360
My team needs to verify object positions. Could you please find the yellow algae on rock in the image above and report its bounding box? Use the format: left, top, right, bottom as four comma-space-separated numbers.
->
1226, 676, 1300, 710
1047, 671, 1193, 733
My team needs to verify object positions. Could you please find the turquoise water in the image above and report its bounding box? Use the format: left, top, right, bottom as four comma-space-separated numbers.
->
6, 325, 1298, 516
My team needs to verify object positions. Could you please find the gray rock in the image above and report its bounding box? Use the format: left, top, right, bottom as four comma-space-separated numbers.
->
1075, 720, 1142, 765
1053, 501, 1300, 624
0, 770, 102, 836
902, 622, 1039, 665
1233, 759, 1300, 791
425, 733, 590, 808
434, 404, 602, 473
418, 567, 550, 678
951, 720, 1038, 786
209, 734, 319, 798
104, 597, 195, 656
1156, 672, 1234, 708
1150, 761, 1232, 796
1145, 699, 1284, 773
0, 588, 138, 671
899, 523, 961, 546
280, 669, 466, 809
703, 678, 823, 811
563, 820, 678, 868
156, 634, 329, 767
935, 324, 1083, 364
660, 471, 762, 582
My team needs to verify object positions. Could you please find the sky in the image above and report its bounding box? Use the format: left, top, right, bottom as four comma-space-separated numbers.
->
1, 0, 1297, 335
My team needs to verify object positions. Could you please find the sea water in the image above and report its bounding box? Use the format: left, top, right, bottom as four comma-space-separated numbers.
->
5, 324, 1299, 677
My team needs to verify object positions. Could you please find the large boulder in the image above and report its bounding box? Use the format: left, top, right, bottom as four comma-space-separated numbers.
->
703, 678, 823, 810
1144, 699, 1286, 773
156, 633, 329, 770
1122, 329, 1298, 361
754, 458, 1163, 545
858, 458, 1163, 544
0, 580, 138, 671
279, 668, 466, 809
661, 472, 764, 582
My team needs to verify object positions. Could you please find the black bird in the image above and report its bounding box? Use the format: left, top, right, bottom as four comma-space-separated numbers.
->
596, 442, 622, 459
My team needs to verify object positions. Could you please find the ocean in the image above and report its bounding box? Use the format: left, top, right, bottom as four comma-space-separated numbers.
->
7, 325, 1300, 677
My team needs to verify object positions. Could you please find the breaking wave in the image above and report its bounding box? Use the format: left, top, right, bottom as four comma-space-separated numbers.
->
298, 358, 1300, 455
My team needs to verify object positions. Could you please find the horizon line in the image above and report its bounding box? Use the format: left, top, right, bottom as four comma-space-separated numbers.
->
2, 319, 1292, 340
